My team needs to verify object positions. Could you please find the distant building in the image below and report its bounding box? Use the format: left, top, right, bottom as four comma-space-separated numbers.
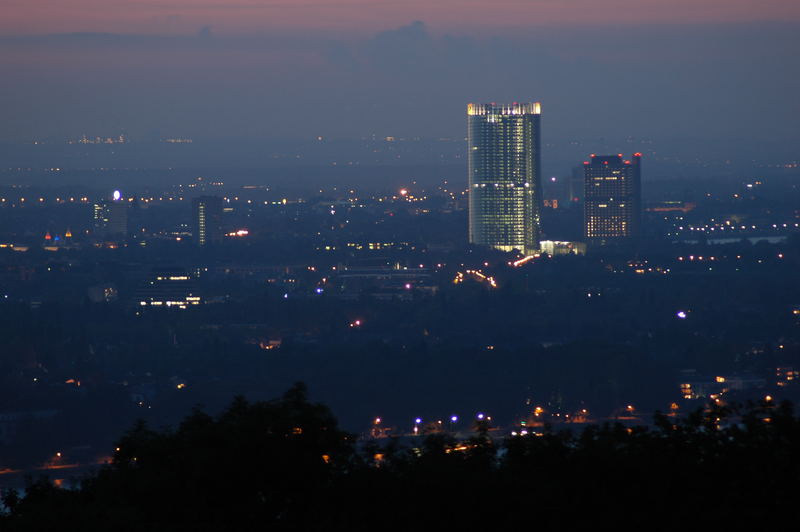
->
543, 174, 573, 209
645, 200, 696, 213
192, 196, 223, 246
540, 240, 587, 256
135, 268, 201, 309
93, 190, 129, 239
330, 267, 435, 301
468, 102, 542, 254
87, 283, 119, 303
583, 154, 641, 244
569, 166, 585, 205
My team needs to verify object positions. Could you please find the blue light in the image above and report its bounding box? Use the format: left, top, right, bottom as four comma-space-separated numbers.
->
315, 287, 324, 294
283, 293, 289, 299
677, 310, 687, 319
415, 418, 422, 424
450, 415, 458, 423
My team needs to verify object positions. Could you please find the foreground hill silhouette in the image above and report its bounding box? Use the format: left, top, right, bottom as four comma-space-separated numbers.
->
2, 384, 798, 531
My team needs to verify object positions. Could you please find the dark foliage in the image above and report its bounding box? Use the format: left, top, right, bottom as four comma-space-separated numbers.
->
2, 387, 798, 531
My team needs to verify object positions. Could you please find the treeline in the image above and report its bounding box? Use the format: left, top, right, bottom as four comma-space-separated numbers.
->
2, 384, 798, 531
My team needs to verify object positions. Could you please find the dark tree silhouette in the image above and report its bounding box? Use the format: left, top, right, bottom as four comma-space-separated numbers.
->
2, 389, 799, 531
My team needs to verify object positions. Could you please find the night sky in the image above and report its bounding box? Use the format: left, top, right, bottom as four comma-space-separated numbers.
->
1, 0, 798, 145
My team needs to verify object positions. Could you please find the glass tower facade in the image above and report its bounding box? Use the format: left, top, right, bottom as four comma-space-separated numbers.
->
467, 102, 542, 254
583, 153, 642, 244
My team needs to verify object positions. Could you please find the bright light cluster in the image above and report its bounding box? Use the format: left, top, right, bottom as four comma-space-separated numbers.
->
453, 269, 497, 288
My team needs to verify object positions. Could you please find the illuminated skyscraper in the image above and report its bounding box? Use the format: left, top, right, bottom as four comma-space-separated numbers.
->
583, 153, 642, 244
192, 196, 223, 246
467, 102, 542, 254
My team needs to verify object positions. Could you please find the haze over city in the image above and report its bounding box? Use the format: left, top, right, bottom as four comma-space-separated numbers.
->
1, 0, 798, 150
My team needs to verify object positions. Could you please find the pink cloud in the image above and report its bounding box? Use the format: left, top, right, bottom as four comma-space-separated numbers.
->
1, 0, 798, 35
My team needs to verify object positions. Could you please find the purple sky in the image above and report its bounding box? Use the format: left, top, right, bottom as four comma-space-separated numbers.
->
3, 0, 798, 35
1, 1, 798, 146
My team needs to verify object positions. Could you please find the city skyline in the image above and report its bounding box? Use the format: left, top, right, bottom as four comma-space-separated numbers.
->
1, 1, 799, 526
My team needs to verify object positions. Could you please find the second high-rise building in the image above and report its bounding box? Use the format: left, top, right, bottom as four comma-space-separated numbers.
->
583, 153, 642, 244
467, 102, 542, 255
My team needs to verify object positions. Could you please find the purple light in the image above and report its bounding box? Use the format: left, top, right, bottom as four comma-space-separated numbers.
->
415, 418, 422, 424
315, 287, 323, 294
477, 413, 485, 420
450, 415, 458, 423
677, 311, 687, 319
